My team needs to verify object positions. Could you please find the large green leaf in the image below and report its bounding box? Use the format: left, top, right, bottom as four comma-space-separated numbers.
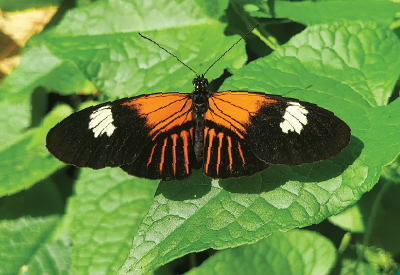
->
41, 0, 243, 100
273, 21, 400, 107
186, 230, 336, 275
242, 0, 400, 27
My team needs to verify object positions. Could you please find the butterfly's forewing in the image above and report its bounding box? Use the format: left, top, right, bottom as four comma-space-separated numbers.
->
245, 94, 351, 165
46, 99, 150, 169
46, 93, 195, 180
204, 91, 351, 178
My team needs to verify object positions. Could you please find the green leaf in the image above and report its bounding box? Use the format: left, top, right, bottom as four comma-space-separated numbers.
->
328, 205, 365, 233
271, 21, 400, 107
186, 230, 336, 275
340, 258, 380, 275
58, 168, 159, 274
0, 45, 92, 149
362, 246, 398, 274
0, 105, 72, 197
0, 95, 30, 151
382, 155, 400, 183
43, 0, 245, 100
243, 1, 400, 27
0, 0, 63, 12
0, 216, 71, 275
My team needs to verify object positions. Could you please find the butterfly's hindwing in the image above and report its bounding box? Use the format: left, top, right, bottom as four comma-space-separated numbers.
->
203, 118, 269, 179
121, 125, 195, 180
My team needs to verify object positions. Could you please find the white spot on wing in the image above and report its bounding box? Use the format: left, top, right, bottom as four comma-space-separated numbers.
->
280, 102, 309, 134
89, 106, 116, 138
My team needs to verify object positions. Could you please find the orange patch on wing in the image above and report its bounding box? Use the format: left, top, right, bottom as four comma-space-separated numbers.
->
180, 131, 190, 175
189, 128, 194, 144
206, 91, 277, 137
216, 132, 224, 175
147, 143, 157, 168
121, 93, 193, 139
204, 128, 216, 174
160, 138, 168, 173
237, 141, 245, 166
204, 127, 209, 143
227, 135, 233, 173
171, 133, 178, 176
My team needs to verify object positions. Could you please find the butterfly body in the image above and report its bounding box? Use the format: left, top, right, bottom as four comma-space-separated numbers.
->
191, 75, 211, 162
46, 74, 351, 181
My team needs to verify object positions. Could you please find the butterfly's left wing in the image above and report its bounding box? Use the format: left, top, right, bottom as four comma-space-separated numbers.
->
46, 93, 195, 180
204, 91, 351, 178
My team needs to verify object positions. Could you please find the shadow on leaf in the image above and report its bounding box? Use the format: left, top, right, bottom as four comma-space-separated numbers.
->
157, 169, 212, 201
158, 136, 362, 199
221, 136, 363, 194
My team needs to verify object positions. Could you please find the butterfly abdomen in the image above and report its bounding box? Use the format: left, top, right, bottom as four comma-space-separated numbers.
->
193, 115, 205, 162
192, 93, 209, 162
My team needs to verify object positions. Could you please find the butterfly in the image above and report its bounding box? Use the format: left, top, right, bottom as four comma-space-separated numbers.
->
46, 29, 351, 181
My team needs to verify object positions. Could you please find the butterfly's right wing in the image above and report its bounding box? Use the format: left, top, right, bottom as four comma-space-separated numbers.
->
46, 93, 195, 179
203, 91, 350, 179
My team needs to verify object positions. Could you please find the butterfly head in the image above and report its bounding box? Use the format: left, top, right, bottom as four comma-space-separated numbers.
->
193, 75, 209, 93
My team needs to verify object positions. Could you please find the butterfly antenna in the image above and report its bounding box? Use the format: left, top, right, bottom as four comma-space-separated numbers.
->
138, 32, 198, 76
203, 24, 260, 77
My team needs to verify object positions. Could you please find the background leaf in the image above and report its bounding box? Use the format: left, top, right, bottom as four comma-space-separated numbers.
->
0, 0, 64, 12
0, 105, 72, 196
57, 168, 159, 274
243, 1, 400, 27
0, 216, 71, 275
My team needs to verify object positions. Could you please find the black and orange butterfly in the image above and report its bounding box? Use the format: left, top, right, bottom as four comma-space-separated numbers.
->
46, 29, 351, 180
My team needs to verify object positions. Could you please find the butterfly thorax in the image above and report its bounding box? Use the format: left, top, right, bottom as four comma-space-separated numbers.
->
191, 75, 211, 162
